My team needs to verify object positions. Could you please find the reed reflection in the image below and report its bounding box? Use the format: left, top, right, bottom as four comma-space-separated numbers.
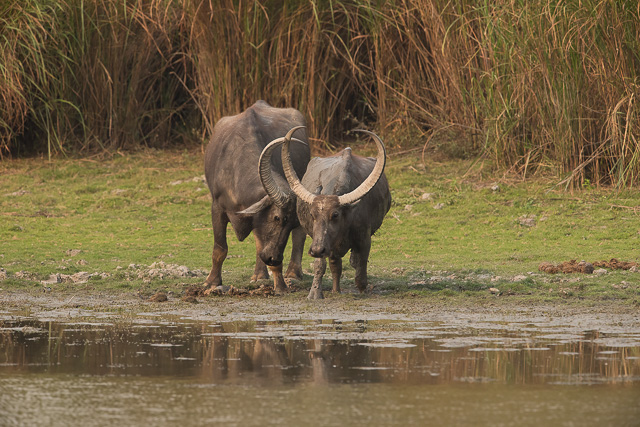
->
1, 319, 638, 386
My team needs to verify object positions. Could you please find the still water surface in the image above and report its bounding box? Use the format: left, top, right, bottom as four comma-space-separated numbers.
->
1, 314, 639, 426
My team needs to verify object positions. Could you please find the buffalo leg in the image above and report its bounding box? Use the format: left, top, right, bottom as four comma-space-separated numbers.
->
328, 256, 342, 293
251, 255, 269, 282
269, 263, 288, 295
350, 235, 371, 293
307, 257, 326, 300
205, 204, 229, 288
285, 226, 305, 280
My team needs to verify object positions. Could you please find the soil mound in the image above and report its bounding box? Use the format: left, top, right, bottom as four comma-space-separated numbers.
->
539, 258, 638, 274
539, 260, 594, 274
148, 291, 168, 302
184, 285, 205, 297
593, 258, 638, 270
184, 283, 279, 298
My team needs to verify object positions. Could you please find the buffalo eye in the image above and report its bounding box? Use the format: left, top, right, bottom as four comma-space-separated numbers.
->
282, 216, 288, 224
274, 215, 280, 222
331, 211, 339, 220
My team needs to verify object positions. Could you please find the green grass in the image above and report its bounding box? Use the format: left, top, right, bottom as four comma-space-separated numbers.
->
380, 157, 640, 272
1, 149, 640, 304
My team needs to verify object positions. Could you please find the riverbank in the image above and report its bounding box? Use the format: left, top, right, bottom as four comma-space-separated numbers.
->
2, 289, 638, 332
2, 149, 640, 307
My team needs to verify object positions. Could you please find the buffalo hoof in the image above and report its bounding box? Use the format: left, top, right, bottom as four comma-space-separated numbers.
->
355, 281, 368, 294
251, 272, 269, 282
203, 279, 221, 289
274, 281, 288, 295
203, 270, 222, 288
284, 264, 303, 281
307, 287, 324, 300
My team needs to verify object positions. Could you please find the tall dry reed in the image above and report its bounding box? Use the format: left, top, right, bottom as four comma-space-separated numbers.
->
1, 0, 639, 187
1, 0, 194, 157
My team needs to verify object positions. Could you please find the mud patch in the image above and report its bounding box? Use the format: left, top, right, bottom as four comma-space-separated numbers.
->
128, 262, 206, 281
148, 291, 168, 302
183, 285, 205, 297
1, 262, 206, 286
184, 282, 300, 299
203, 284, 276, 297
593, 258, 639, 271
539, 259, 639, 274
41, 272, 110, 285
539, 261, 594, 274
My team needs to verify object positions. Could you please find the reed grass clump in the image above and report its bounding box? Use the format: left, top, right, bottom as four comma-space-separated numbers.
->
446, 0, 640, 188
1, 0, 194, 157
1, 0, 639, 187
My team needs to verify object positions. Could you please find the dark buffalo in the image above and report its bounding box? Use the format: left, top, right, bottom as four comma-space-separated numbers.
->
280, 127, 391, 299
203, 101, 310, 293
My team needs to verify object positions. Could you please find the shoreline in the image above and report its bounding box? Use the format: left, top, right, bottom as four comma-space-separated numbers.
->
2, 290, 638, 332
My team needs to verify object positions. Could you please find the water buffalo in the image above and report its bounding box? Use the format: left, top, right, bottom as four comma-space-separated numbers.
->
203, 101, 310, 293
281, 127, 391, 299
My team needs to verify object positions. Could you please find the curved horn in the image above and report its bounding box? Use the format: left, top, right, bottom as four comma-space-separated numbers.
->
337, 129, 386, 206
258, 137, 292, 208
259, 129, 308, 207
282, 126, 316, 206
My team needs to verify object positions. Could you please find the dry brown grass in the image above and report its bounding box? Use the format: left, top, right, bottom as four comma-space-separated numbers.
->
1, 0, 639, 187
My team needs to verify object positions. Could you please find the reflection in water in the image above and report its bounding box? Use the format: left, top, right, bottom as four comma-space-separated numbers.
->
2, 317, 640, 427
1, 318, 639, 386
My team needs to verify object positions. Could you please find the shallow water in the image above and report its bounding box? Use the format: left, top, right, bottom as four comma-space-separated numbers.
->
1, 314, 639, 426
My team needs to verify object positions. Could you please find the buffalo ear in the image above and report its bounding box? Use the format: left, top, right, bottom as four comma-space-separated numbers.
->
237, 195, 271, 217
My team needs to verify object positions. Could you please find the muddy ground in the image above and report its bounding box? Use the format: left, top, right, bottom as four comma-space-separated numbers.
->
2, 290, 639, 333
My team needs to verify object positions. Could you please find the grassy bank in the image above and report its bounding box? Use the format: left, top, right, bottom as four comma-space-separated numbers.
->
1, 150, 639, 304
2, 1, 639, 187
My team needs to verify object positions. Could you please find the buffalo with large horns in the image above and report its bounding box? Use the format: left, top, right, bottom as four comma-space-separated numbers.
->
203, 101, 310, 293
278, 126, 391, 299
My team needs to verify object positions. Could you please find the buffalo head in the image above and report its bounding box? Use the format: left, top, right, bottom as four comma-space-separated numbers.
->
237, 128, 307, 266
281, 128, 387, 259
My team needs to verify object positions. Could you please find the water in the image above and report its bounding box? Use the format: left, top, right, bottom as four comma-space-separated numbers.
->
1, 315, 639, 426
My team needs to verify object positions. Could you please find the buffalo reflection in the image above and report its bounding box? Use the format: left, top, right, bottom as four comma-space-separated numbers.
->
1, 319, 639, 386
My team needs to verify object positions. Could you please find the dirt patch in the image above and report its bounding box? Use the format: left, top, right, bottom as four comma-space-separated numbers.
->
148, 291, 168, 302
1, 262, 206, 286
184, 282, 302, 299
41, 272, 110, 285
539, 261, 594, 274
539, 259, 639, 274
184, 285, 205, 297
593, 258, 639, 271
128, 262, 206, 281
